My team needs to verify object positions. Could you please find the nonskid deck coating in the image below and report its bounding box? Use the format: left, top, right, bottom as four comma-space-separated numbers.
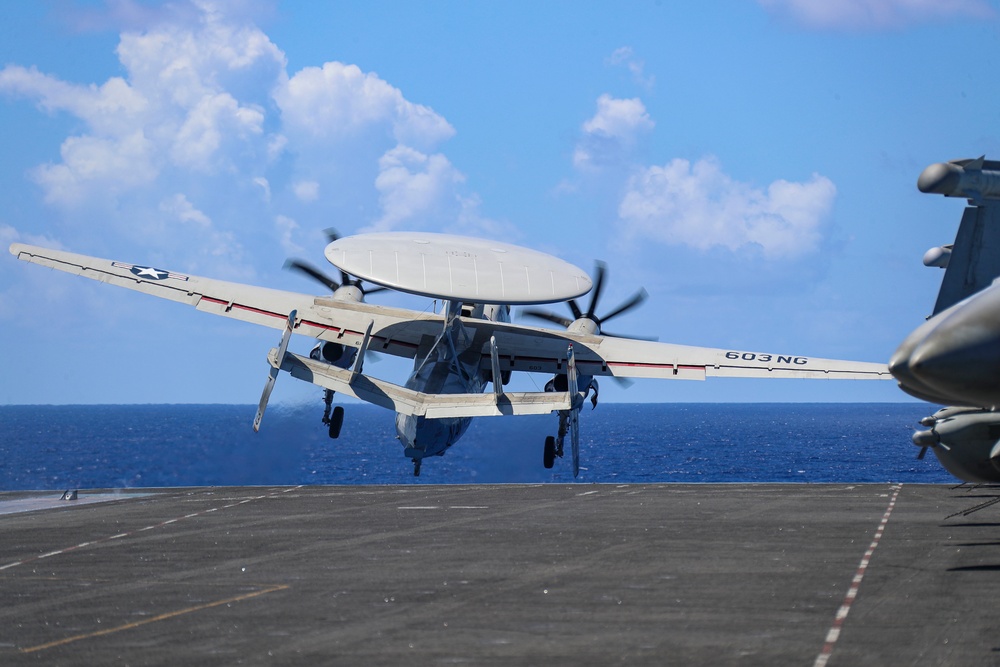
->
0, 483, 996, 666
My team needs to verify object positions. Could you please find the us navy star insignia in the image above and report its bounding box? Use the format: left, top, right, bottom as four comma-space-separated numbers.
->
111, 261, 189, 282
132, 266, 168, 280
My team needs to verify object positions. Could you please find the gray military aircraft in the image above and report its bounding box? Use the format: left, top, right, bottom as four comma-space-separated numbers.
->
891, 157, 1000, 482
11, 231, 889, 477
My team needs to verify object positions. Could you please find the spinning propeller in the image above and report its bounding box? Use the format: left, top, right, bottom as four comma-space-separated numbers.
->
522, 261, 654, 340
284, 229, 387, 298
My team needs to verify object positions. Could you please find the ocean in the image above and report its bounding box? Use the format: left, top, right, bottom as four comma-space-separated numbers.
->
0, 403, 953, 489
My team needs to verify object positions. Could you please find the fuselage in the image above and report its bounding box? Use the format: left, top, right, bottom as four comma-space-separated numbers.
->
395, 302, 509, 463
890, 282, 1000, 409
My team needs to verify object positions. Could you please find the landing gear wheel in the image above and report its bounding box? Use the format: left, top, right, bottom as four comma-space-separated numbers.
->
328, 406, 345, 439
543, 435, 556, 469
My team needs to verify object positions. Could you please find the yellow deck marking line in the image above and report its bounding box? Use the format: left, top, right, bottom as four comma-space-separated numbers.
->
20, 584, 289, 653
813, 484, 901, 667
0, 487, 302, 572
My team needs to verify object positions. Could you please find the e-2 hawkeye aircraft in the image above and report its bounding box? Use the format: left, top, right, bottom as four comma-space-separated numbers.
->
9, 232, 890, 476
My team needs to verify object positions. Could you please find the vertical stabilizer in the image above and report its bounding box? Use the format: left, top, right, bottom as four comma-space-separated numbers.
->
932, 203, 1000, 315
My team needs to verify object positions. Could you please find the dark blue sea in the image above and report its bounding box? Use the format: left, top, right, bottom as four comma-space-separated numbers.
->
0, 404, 952, 489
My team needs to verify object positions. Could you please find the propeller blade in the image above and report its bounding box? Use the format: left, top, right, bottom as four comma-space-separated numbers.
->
599, 329, 659, 342
917, 446, 928, 460
599, 288, 648, 325
528, 260, 650, 341
284, 259, 341, 292
611, 375, 635, 389
319, 231, 354, 286
522, 308, 574, 328
586, 261, 607, 319
320, 230, 388, 296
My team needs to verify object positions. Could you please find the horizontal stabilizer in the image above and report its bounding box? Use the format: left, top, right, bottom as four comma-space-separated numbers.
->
271, 349, 572, 418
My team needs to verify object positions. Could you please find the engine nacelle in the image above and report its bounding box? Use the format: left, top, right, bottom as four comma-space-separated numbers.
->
916, 407, 1000, 483
310, 341, 357, 369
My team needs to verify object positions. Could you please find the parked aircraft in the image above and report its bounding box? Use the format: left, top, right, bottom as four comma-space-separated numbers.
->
10, 231, 889, 476
892, 157, 1000, 482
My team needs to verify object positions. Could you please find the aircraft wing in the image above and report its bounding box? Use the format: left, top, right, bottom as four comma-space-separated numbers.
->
8, 243, 443, 358
477, 324, 890, 381
10, 243, 890, 382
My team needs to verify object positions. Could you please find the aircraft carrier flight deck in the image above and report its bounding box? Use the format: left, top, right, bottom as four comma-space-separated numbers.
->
1, 483, 998, 666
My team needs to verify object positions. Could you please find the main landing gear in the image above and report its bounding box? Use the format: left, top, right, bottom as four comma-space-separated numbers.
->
542, 372, 601, 472
542, 413, 569, 469
322, 389, 345, 439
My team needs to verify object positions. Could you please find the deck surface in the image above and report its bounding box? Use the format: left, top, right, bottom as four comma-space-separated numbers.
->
0, 483, 997, 666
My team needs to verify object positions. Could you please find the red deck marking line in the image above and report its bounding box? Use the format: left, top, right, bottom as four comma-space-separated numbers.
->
813, 484, 901, 667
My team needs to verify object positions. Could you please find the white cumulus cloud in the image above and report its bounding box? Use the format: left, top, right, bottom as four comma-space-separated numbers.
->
0, 66, 148, 136
275, 61, 455, 149
0, 0, 472, 266
0, 4, 283, 210
33, 131, 158, 206
574, 94, 654, 171
369, 145, 465, 231
618, 157, 836, 259
170, 92, 264, 171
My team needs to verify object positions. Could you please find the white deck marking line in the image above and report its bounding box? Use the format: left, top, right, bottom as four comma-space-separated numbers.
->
0, 486, 302, 572
813, 484, 901, 667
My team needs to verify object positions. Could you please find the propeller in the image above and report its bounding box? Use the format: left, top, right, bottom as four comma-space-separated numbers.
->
284, 228, 388, 297
522, 261, 655, 340
912, 422, 941, 461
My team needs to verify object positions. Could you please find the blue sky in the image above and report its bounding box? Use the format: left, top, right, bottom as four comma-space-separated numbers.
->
1, 0, 998, 406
